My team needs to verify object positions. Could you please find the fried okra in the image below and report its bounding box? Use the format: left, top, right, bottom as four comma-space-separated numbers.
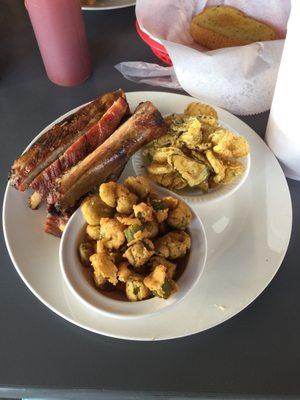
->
81, 194, 114, 225
117, 262, 133, 283
124, 224, 144, 243
78, 241, 96, 267
124, 221, 159, 245
99, 218, 125, 250
151, 199, 169, 223
133, 202, 153, 222
167, 200, 192, 230
90, 253, 118, 287
142, 221, 159, 239
154, 231, 191, 259
86, 225, 101, 240
99, 182, 138, 214
149, 256, 177, 279
126, 274, 151, 301
123, 240, 154, 268
144, 265, 177, 299
116, 216, 142, 226
161, 196, 178, 210
79, 176, 193, 302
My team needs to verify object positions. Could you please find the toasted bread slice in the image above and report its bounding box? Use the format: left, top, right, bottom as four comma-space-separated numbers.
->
191, 6, 276, 50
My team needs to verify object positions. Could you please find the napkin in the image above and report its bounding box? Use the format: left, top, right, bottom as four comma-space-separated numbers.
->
116, 0, 290, 115
266, 0, 300, 180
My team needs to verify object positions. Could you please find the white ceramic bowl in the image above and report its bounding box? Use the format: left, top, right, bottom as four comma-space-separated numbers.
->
132, 120, 251, 204
59, 186, 207, 319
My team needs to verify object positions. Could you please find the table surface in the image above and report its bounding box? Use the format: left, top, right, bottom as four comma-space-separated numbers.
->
1, 1, 300, 399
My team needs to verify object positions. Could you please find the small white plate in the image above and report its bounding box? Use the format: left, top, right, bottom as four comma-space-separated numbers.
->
2, 91, 292, 341
81, 0, 135, 11
60, 186, 207, 319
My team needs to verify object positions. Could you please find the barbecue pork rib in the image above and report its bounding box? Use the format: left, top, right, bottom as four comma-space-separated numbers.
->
30, 96, 129, 199
44, 214, 69, 238
49, 101, 167, 212
10, 89, 125, 191
44, 163, 126, 237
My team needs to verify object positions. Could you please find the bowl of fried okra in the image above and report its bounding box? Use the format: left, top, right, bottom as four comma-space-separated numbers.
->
60, 176, 207, 319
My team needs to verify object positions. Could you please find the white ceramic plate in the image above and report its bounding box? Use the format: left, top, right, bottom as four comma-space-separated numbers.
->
81, 0, 135, 11
2, 92, 292, 341
60, 185, 207, 319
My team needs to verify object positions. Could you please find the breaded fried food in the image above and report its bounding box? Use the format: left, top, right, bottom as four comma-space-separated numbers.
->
144, 265, 177, 299
123, 240, 154, 268
147, 162, 174, 175
222, 160, 245, 184
144, 103, 249, 192
169, 154, 209, 187
79, 176, 193, 302
211, 129, 249, 159
126, 274, 150, 301
185, 102, 218, 119
117, 262, 132, 283
99, 217, 125, 250
205, 150, 226, 183
154, 231, 191, 259
178, 118, 202, 149
133, 202, 153, 222
151, 147, 184, 164
167, 200, 192, 230
149, 256, 177, 279
148, 171, 187, 190
90, 253, 118, 287
81, 194, 114, 225
86, 225, 101, 240
99, 182, 138, 214
124, 176, 151, 199
78, 241, 96, 267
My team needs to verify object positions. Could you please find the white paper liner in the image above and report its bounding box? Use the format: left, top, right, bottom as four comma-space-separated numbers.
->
116, 0, 291, 115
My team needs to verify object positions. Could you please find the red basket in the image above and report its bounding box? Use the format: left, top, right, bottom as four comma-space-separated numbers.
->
136, 20, 172, 66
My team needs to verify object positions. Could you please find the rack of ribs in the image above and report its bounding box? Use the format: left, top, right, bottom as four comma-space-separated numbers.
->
10, 89, 126, 191
9, 90, 167, 237
30, 96, 129, 199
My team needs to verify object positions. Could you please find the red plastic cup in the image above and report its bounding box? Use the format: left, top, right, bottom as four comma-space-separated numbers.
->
25, 0, 91, 86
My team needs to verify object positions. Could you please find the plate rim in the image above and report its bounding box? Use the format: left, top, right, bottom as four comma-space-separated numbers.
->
2, 91, 293, 341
